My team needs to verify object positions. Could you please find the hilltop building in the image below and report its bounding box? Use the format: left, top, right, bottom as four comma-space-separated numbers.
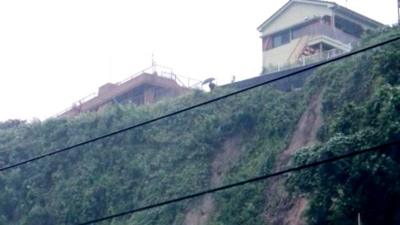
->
59, 65, 199, 117
258, 0, 383, 73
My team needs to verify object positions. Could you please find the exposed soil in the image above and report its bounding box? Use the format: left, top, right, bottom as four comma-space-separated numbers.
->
184, 92, 322, 225
263, 92, 323, 225
183, 136, 242, 225
279, 92, 323, 167
183, 195, 214, 225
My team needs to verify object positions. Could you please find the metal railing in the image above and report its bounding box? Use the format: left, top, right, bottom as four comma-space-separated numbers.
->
264, 48, 346, 74
55, 64, 201, 117
117, 64, 201, 89
298, 48, 344, 65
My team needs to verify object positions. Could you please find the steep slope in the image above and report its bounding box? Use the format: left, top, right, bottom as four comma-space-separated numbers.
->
0, 28, 399, 225
263, 92, 322, 225
0, 84, 307, 225
184, 136, 242, 225
285, 29, 400, 225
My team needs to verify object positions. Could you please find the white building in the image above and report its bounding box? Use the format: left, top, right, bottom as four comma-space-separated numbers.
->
258, 0, 383, 74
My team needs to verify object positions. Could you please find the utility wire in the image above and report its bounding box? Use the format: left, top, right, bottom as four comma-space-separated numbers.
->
1, 36, 399, 173
75, 140, 400, 225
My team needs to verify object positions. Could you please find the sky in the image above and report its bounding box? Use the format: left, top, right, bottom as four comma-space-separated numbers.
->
0, 0, 397, 121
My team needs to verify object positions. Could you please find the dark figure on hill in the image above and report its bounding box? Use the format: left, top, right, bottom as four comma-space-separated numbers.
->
209, 82, 216, 91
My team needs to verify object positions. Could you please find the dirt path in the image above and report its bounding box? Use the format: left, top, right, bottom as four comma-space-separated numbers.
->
183, 136, 242, 225
263, 92, 323, 225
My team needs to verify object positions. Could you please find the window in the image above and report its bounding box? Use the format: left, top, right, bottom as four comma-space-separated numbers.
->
262, 36, 273, 50
334, 16, 364, 38
272, 30, 290, 48
322, 15, 332, 25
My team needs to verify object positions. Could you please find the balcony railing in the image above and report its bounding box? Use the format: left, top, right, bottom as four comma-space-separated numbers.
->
55, 64, 201, 117
264, 48, 345, 74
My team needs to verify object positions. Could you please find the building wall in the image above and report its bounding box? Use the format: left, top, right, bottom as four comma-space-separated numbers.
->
259, 1, 383, 73
261, 2, 332, 36
60, 73, 188, 117
262, 37, 305, 69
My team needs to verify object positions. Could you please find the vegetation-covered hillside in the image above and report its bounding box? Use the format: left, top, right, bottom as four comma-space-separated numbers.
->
0, 28, 399, 225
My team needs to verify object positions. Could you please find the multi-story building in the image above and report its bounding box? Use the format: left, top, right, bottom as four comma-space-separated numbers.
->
258, 0, 383, 73
58, 65, 199, 117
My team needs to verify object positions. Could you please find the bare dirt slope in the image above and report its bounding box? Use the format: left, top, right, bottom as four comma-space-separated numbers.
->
183, 136, 242, 225
183, 92, 322, 225
263, 92, 323, 225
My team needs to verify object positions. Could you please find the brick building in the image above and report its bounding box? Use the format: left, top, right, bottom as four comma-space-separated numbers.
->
59, 66, 197, 117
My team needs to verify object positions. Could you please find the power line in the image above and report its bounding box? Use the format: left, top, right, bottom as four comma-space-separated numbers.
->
1, 36, 399, 173
75, 140, 400, 225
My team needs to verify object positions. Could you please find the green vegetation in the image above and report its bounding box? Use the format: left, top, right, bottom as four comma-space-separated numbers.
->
0, 83, 307, 225
287, 27, 400, 225
0, 27, 399, 225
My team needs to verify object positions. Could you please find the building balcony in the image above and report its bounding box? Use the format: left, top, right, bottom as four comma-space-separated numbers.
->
293, 21, 359, 46
263, 48, 345, 74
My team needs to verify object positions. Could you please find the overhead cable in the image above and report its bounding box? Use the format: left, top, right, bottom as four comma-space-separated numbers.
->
1, 36, 399, 173
75, 140, 400, 225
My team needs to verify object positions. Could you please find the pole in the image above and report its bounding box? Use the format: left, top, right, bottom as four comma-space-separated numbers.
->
358, 213, 362, 225
398, 0, 400, 24
151, 53, 156, 74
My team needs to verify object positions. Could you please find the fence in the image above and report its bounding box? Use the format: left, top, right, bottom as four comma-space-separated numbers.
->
55, 65, 201, 117
264, 48, 346, 74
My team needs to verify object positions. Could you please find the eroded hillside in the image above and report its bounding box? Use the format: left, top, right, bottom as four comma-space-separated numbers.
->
0, 28, 399, 225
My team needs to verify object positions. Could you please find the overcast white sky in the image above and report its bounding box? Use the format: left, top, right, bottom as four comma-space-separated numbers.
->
0, 0, 397, 121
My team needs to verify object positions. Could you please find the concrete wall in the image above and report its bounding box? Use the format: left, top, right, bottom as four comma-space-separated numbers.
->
261, 2, 332, 36
143, 87, 156, 104
224, 64, 316, 92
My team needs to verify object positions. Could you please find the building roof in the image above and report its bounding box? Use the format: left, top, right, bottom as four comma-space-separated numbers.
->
58, 71, 189, 117
257, 0, 384, 32
333, 3, 384, 28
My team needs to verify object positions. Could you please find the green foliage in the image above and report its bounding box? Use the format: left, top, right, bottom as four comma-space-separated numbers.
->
0, 27, 399, 225
0, 80, 307, 225
287, 27, 400, 225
